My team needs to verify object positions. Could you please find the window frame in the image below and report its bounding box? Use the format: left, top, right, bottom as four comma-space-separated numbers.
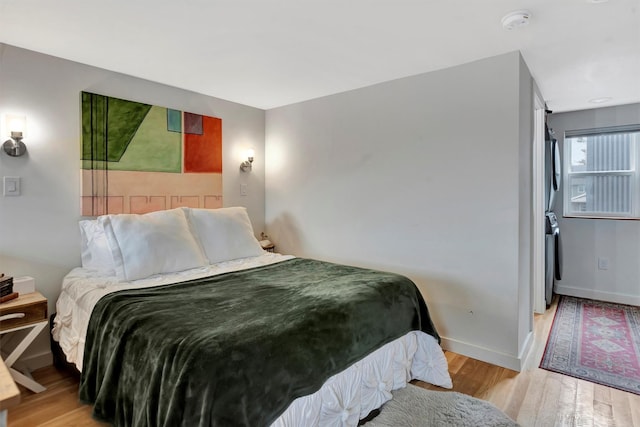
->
563, 125, 640, 220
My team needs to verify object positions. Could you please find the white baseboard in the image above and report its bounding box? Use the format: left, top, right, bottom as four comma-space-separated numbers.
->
19, 350, 52, 371
518, 331, 535, 368
555, 285, 640, 306
440, 335, 530, 372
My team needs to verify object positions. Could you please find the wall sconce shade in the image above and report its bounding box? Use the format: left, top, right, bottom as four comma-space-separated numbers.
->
240, 148, 255, 172
3, 115, 27, 157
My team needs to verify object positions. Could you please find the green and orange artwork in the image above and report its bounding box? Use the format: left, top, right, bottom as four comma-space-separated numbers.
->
81, 92, 222, 215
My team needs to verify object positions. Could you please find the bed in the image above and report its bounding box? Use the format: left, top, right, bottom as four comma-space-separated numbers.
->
52, 207, 452, 426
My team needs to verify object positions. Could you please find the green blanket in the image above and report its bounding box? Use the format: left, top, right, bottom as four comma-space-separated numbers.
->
79, 258, 439, 426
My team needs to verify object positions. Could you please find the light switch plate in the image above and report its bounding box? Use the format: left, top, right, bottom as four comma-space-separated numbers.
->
3, 176, 20, 196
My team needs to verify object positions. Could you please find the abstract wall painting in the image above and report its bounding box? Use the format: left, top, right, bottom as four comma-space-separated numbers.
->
81, 92, 222, 216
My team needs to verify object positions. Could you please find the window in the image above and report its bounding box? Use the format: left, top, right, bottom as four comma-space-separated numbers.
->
564, 125, 640, 219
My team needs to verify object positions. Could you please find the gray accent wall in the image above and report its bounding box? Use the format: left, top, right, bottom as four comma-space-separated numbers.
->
548, 103, 640, 306
0, 43, 266, 366
265, 51, 536, 370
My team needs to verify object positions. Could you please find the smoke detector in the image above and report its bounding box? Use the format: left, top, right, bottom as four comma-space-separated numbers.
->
589, 97, 612, 104
501, 10, 531, 30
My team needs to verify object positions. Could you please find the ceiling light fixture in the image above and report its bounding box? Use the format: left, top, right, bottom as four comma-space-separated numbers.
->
588, 97, 613, 104
587, 0, 609, 4
501, 10, 531, 30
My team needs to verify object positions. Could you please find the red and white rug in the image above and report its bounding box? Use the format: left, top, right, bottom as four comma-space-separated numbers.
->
540, 296, 640, 395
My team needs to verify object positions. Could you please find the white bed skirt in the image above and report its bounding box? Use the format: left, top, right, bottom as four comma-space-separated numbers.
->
272, 331, 452, 427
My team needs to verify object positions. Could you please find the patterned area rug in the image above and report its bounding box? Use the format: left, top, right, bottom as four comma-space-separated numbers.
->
540, 296, 640, 395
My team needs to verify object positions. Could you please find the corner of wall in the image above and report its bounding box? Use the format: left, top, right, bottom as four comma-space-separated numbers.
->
516, 53, 535, 354
440, 336, 525, 372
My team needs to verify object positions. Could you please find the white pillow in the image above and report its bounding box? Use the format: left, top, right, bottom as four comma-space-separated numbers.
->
78, 219, 116, 274
102, 208, 208, 281
185, 207, 264, 264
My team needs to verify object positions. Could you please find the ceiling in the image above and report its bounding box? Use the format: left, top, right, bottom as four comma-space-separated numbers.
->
0, 0, 638, 112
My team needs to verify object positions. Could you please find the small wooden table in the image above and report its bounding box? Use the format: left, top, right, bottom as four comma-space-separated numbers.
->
0, 357, 20, 427
0, 292, 48, 393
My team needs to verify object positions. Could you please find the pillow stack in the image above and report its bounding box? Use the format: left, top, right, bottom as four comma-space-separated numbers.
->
79, 207, 265, 281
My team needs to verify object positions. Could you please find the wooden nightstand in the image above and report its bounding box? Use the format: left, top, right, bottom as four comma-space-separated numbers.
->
0, 292, 48, 393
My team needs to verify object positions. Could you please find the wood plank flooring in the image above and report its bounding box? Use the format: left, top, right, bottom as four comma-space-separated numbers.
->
417, 297, 640, 426
7, 297, 640, 426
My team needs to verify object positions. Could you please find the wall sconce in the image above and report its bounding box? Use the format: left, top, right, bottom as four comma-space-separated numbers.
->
3, 115, 27, 157
240, 148, 255, 172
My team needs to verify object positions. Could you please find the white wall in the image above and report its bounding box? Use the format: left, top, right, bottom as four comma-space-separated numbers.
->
517, 55, 535, 359
0, 44, 266, 367
265, 52, 535, 370
548, 103, 640, 305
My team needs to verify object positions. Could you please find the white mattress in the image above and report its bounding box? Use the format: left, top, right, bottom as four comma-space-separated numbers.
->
53, 253, 452, 426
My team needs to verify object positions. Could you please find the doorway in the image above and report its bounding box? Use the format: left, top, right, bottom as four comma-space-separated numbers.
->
532, 93, 546, 314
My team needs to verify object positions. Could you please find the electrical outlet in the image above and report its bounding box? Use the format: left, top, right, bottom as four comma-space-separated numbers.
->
598, 257, 609, 270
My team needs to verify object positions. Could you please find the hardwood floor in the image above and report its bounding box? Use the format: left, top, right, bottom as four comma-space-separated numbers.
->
7, 297, 640, 426
417, 297, 640, 426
